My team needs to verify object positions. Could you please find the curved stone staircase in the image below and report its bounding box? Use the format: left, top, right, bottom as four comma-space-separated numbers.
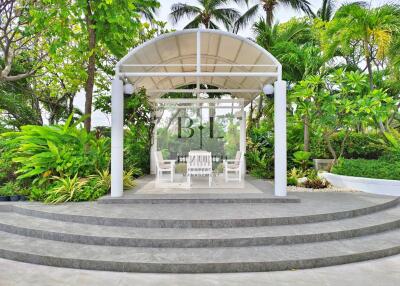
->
0, 192, 399, 273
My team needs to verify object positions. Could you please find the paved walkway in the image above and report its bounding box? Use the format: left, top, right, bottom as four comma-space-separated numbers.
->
0, 255, 399, 286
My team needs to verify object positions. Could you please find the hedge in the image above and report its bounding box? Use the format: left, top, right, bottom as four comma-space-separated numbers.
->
331, 156, 400, 180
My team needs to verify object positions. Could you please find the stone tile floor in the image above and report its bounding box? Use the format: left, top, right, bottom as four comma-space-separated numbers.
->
0, 255, 399, 286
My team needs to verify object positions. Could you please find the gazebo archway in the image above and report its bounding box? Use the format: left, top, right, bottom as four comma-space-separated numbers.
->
111, 28, 287, 197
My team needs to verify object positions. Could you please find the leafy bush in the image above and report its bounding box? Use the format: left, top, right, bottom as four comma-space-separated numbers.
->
287, 176, 298, 186
332, 157, 400, 180
311, 132, 386, 160
45, 175, 88, 204
2, 116, 110, 185
246, 122, 274, 179
246, 150, 274, 179
123, 169, 137, 190
0, 116, 118, 203
302, 169, 328, 189
0, 139, 18, 185
292, 151, 311, 171
287, 168, 301, 186
0, 181, 24, 196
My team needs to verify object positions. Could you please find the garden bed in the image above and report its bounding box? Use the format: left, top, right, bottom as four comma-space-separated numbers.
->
321, 173, 400, 196
287, 184, 358, 193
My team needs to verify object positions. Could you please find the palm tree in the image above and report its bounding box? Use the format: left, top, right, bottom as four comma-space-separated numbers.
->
316, 0, 335, 21
169, 0, 241, 30
253, 18, 322, 150
324, 3, 400, 90
234, 0, 314, 32
136, 2, 158, 22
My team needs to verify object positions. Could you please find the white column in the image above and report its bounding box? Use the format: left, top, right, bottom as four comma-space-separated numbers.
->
150, 118, 157, 174
111, 78, 124, 197
240, 110, 246, 176
274, 80, 287, 196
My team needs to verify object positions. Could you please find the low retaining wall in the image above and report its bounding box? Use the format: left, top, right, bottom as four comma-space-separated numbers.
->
321, 173, 400, 196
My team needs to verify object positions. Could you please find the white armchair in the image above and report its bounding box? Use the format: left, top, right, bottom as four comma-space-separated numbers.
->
155, 151, 175, 183
223, 151, 243, 182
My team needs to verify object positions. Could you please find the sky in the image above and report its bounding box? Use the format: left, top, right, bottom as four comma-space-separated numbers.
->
78, 0, 394, 127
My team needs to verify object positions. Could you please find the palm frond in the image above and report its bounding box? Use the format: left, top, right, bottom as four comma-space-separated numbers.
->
169, 3, 202, 24
213, 8, 241, 30
184, 15, 203, 29
233, 4, 259, 33
280, 0, 315, 17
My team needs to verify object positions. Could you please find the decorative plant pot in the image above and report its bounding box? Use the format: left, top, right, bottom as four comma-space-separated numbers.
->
10, 195, 20, 201
0, 196, 10, 201
313, 159, 334, 171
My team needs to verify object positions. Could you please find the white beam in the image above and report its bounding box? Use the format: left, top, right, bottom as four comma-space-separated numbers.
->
146, 89, 261, 94
121, 72, 279, 78
274, 80, 287, 197
111, 78, 124, 197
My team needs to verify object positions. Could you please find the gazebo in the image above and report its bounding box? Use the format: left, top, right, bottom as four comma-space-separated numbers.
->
110, 28, 287, 197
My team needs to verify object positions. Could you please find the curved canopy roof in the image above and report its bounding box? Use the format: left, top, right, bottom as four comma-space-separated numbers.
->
117, 29, 281, 101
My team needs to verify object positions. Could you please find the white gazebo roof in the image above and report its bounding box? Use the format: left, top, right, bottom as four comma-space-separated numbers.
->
116, 29, 281, 102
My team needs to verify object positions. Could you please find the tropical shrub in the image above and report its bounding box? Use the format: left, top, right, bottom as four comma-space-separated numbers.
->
0, 139, 18, 185
2, 116, 110, 185
310, 132, 387, 160
246, 121, 274, 179
123, 169, 137, 190
96, 88, 154, 175
0, 182, 16, 196
0, 116, 118, 203
287, 168, 301, 186
331, 157, 400, 180
302, 169, 329, 189
246, 150, 274, 179
292, 151, 311, 171
44, 175, 89, 204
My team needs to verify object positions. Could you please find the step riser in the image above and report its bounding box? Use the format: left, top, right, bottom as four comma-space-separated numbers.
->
1, 220, 399, 248
98, 198, 301, 204
10, 199, 399, 228
1, 246, 400, 273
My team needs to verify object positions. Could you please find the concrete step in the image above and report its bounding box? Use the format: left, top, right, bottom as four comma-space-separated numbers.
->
9, 197, 399, 228
1, 206, 400, 247
98, 193, 301, 204
1, 229, 400, 273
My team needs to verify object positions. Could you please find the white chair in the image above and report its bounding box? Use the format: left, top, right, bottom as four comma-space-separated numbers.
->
187, 151, 212, 187
224, 151, 243, 182
155, 151, 175, 183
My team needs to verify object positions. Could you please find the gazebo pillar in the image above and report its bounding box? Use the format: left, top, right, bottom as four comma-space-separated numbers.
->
274, 80, 287, 196
111, 77, 124, 197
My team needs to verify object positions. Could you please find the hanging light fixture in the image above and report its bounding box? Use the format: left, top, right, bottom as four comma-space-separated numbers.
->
123, 83, 134, 95
262, 84, 274, 95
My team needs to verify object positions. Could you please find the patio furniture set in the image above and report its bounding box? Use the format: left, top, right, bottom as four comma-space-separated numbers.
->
155, 150, 244, 186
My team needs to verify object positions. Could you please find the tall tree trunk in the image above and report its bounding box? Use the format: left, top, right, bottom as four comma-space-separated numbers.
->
263, 0, 274, 26
84, 0, 96, 132
303, 115, 310, 152
255, 94, 264, 127
323, 131, 337, 163
365, 55, 374, 91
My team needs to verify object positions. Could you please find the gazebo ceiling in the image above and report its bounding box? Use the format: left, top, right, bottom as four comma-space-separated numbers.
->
117, 29, 281, 101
